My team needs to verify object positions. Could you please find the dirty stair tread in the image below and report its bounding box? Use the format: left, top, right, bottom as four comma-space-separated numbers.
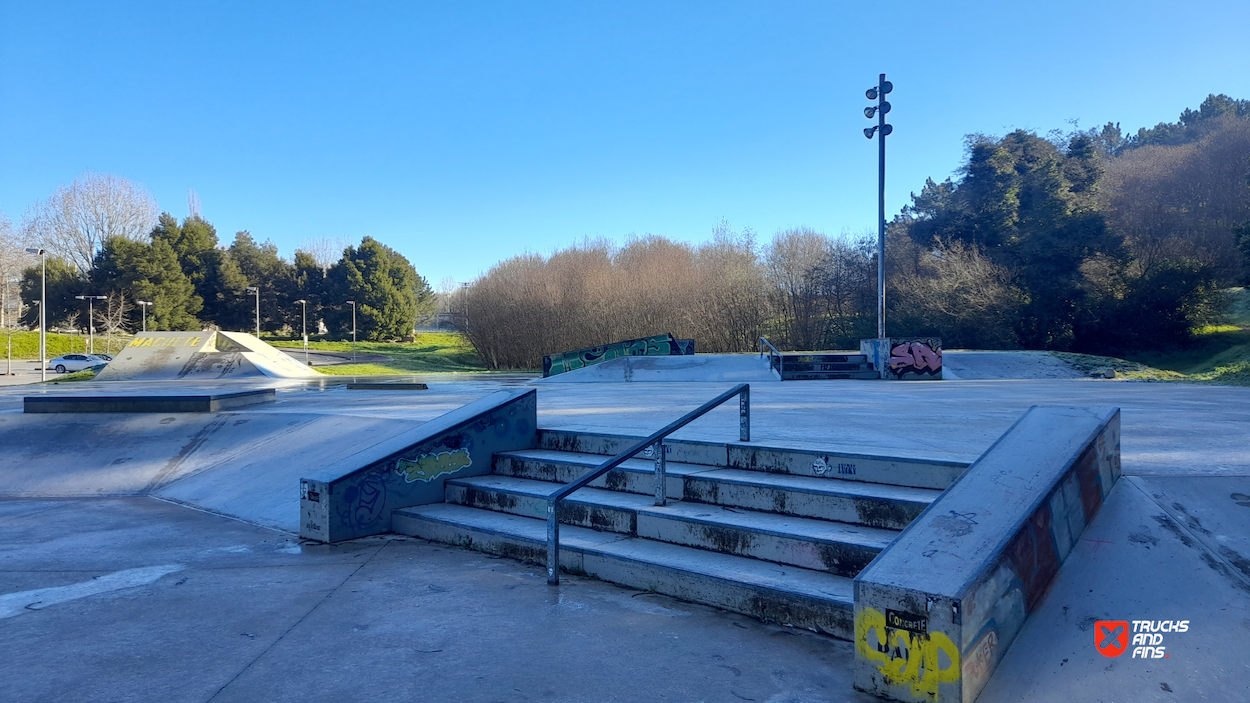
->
395, 503, 854, 603
641, 502, 899, 550
448, 474, 659, 509
449, 474, 899, 549
495, 448, 714, 477
689, 468, 942, 503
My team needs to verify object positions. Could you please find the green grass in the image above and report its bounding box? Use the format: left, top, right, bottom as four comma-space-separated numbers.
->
269, 332, 497, 374
1056, 287, 1250, 386
0, 330, 129, 359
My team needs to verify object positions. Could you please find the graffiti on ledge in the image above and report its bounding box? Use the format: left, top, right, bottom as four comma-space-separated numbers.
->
543, 334, 695, 377
888, 339, 942, 379
856, 606, 960, 698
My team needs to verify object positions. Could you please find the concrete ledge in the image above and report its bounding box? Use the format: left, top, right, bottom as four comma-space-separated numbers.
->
537, 429, 968, 489
345, 383, 429, 390
853, 405, 1120, 703
23, 389, 275, 414
299, 389, 537, 542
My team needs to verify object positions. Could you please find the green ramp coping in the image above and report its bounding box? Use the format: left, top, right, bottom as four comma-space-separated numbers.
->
853, 405, 1120, 703
299, 388, 537, 542
23, 389, 275, 414
543, 334, 695, 377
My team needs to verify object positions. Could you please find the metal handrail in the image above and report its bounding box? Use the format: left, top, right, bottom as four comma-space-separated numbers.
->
759, 336, 783, 378
546, 383, 751, 585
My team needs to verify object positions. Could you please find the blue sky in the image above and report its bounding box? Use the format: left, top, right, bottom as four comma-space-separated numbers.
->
2, 1, 1248, 285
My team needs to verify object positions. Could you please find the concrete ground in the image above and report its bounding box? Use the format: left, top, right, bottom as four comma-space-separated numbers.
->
1, 358, 1248, 702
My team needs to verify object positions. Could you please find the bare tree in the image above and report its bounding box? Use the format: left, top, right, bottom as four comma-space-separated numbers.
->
96, 291, 133, 354
0, 209, 35, 329
299, 236, 352, 273
21, 171, 159, 274
765, 228, 829, 350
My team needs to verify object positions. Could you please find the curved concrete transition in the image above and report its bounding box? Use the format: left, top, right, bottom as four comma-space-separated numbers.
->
95, 331, 322, 381
535, 353, 779, 383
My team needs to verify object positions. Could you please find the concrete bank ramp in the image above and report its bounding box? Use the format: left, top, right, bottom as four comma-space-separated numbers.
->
535, 354, 779, 383
0, 409, 425, 532
941, 350, 1083, 380
95, 331, 322, 381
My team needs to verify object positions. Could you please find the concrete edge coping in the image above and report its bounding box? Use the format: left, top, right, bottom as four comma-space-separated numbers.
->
300, 388, 534, 484
22, 388, 276, 414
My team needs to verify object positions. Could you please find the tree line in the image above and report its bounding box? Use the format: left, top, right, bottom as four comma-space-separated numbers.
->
463, 94, 1250, 369
0, 173, 434, 341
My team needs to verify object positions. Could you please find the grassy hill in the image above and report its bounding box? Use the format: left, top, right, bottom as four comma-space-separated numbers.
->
269, 332, 495, 374
1056, 288, 1250, 385
0, 330, 127, 359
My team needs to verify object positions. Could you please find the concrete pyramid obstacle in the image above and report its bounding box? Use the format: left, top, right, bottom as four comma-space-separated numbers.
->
95, 331, 322, 381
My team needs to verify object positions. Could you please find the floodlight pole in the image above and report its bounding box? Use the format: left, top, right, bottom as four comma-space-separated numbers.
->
876, 75, 887, 340
346, 300, 356, 362
137, 300, 152, 332
75, 295, 107, 354
863, 74, 893, 340
296, 299, 308, 364
26, 249, 46, 381
246, 286, 260, 337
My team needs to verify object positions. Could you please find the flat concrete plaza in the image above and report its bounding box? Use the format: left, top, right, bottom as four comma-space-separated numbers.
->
1, 364, 1248, 702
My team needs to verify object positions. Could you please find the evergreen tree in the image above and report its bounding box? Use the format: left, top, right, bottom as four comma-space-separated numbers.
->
229, 231, 293, 333
92, 236, 201, 330
325, 237, 433, 340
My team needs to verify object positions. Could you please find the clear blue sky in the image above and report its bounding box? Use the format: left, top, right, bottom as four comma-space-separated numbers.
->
2, 1, 1248, 285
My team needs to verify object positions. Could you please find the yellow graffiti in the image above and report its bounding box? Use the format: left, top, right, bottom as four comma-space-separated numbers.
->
396, 448, 471, 483
856, 607, 960, 698
127, 336, 201, 349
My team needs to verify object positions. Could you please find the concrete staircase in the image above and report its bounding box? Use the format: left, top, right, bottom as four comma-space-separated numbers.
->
770, 353, 880, 380
392, 429, 955, 639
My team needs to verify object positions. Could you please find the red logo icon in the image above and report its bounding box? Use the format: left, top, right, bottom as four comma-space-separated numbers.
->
1095, 620, 1129, 658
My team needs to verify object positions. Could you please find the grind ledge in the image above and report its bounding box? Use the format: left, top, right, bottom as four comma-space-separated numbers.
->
23, 389, 276, 414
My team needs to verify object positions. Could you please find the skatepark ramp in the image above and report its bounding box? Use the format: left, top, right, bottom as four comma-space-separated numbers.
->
95, 331, 322, 381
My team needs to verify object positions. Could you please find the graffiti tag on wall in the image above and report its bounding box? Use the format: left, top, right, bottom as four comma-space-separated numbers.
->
888, 338, 942, 379
856, 606, 960, 698
396, 448, 472, 483
543, 334, 695, 376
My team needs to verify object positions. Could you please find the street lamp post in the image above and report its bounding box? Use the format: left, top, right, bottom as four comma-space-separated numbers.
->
246, 286, 260, 338
863, 73, 894, 340
295, 299, 308, 364
461, 282, 470, 331
75, 295, 107, 354
25, 248, 46, 381
137, 300, 153, 332
346, 300, 356, 362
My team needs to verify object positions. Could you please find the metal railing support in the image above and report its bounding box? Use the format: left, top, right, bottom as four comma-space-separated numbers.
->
547, 501, 559, 583
739, 385, 750, 442
546, 383, 751, 585
654, 440, 666, 506
759, 337, 783, 380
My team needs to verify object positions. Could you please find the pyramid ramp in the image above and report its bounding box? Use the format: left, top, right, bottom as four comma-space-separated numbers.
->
95, 331, 321, 381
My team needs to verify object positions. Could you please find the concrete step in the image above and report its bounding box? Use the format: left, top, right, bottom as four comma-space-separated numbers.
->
781, 353, 870, 364
445, 474, 648, 534
446, 474, 898, 576
492, 449, 940, 529
534, 430, 966, 490
536, 430, 728, 467
638, 502, 895, 577
492, 448, 704, 499
392, 503, 855, 638
780, 370, 881, 380
682, 469, 938, 529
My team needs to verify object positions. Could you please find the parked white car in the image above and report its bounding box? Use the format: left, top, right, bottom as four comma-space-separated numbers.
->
47, 354, 109, 374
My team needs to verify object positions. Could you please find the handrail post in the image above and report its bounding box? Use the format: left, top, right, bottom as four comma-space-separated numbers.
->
654, 440, 666, 506
547, 500, 560, 585
739, 385, 750, 442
